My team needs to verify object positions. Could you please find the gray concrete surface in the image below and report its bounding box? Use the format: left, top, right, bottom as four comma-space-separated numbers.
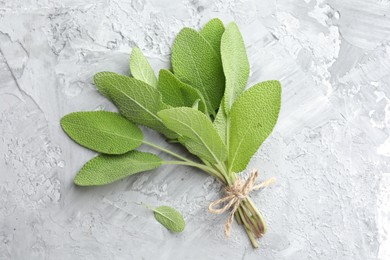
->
1, 0, 390, 259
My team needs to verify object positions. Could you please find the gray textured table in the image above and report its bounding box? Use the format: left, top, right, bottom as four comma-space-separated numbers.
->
1, 0, 389, 259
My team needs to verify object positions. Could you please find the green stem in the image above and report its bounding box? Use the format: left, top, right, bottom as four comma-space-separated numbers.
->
214, 162, 227, 178
225, 170, 237, 185
162, 161, 225, 183
238, 206, 259, 248
234, 211, 243, 225
246, 197, 267, 234
241, 201, 261, 238
143, 140, 227, 183
143, 140, 191, 163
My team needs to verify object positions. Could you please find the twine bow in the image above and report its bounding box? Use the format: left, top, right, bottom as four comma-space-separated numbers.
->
208, 169, 276, 237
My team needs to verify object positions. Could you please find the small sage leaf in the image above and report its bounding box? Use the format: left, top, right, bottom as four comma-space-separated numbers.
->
74, 150, 162, 186
61, 111, 143, 154
153, 206, 185, 233
130, 47, 158, 87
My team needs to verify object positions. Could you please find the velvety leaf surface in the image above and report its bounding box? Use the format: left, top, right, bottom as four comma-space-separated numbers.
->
61, 111, 143, 154
221, 22, 250, 114
130, 47, 158, 87
93, 72, 176, 139
74, 150, 162, 186
199, 18, 224, 59
158, 69, 207, 114
153, 206, 185, 233
158, 107, 227, 164
213, 99, 228, 143
228, 80, 281, 173
171, 28, 225, 114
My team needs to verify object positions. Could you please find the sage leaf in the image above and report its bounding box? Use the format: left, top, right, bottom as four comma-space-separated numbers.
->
61, 111, 143, 154
130, 47, 158, 88
200, 18, 224, 59
158, 69, 207, 114
228, 80, 281, 173
74, 150, 162, 186
221, 22, 250, 114
93, 71, 114, 99
171, 28, 225, 114
153, 205, 185, 233
158, 107, 227, 164
213, 99, 228, 143
94, 72, 177, 139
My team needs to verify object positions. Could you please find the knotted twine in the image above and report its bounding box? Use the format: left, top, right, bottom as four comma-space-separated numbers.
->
208, 169, 276, 237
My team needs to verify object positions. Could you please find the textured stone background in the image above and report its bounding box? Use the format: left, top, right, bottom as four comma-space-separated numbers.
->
1, 0, 390, 259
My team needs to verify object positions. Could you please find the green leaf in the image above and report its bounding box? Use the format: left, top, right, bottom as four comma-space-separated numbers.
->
158, 69, 207, 114
130, 47, 158, 88
171, 28, 225, 114
93, 72, 176, 139
158, 107, 227, 164
94, 71, 114, 99
61, 111, 143, 154
74, 150, 162, 186
213, 99, 228, 143
228, 81, 281, 173
199, 18, 224, 59
153, 205, 185, 233
221, 22, 250, 114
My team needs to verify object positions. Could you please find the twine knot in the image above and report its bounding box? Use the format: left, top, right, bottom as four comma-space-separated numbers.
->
208, 169, 276, 237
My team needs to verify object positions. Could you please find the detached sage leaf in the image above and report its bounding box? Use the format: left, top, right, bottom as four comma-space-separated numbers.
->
153, 205, 185, 233
171, 28, 225, 114
158, 107, 227, 164
74, 150, 162, 186
61, 111, 143, 154
221, 22, 250, 114
228, 81, 281, 173
130, 47, 158, 88
94, 72, 176, 139
158, 69, 207, 114
200, 18, 224, 59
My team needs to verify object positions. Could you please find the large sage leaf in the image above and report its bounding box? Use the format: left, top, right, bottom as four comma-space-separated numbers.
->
94, 72, 176, 139
200, 18, 224, 59
158, 107, 227, 164
221, 22, 250, 114
61, 111, 143, 154
158, 69, 207, 114
228, 80, 281, 173
153, 206, 185, 233
74, 150, 162, 186
130, 47, 158, 88
171, 28, 225, 114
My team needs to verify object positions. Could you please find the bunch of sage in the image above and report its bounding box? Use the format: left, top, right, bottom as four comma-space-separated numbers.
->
61, 18, 281, 248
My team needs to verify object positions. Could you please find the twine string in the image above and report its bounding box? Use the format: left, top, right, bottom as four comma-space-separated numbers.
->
208, 169, 276, 236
